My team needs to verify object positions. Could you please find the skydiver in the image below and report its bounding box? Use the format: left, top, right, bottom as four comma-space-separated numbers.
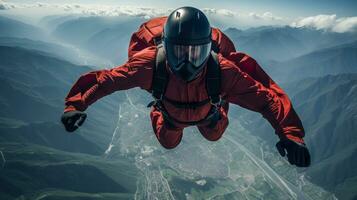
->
61, 7, 311, 167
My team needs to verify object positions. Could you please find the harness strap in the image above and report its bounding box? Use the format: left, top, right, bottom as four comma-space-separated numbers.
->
149, 45, 222, 127
151, 44, 168, 100
163, 97, 210, 109
153, 36, 162, 46
211, 41, 219, 54
155, 101, 221, 126
206, 51, 221, 105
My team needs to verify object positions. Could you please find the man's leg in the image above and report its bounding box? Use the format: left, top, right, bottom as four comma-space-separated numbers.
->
150, 108, 183, 149
197, 105, 229, 141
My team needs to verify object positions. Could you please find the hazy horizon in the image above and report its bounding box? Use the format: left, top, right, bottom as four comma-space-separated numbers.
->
1, 0, 357, 31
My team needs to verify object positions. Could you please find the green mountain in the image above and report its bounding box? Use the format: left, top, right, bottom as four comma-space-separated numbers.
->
0, 45, 121, 151
233, 73, 357, 200
0, 45, 140, 199
0, 44, 335, 200
285, 74, 357, 200
0, 143, 138, 200
0, 16, 351, 199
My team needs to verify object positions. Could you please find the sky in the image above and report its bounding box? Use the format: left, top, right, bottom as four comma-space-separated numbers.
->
7, 0, 357, 17
1, 0, 357, 31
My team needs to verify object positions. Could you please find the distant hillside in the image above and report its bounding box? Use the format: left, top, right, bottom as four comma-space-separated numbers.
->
287, 74, 357, 200
0, 143, 138, 199
52, 16, 117, 45
0, 46, 122, 152
0, 15, 48, 41
0, 43, 140, 199
0, 37, 84, 64
231, 73, 357, 200
84, 22, 142, 63
224, 26, 357, 63
52, 15, 145, 63
0, 14, 354, 199
39, 14, 81, 31
272, 41, 357, 82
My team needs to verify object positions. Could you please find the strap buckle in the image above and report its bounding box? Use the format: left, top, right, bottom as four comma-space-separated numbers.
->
147, 93, 164, 108
152, 90, 164, 100
210, 96, 222, 108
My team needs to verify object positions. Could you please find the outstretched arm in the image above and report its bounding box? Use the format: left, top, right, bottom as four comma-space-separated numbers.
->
221, 58, 310, 167
64, 50, 154, 113
61, 48, 155, 132
225, 52, 304, 143
227, 52, 286, 97
224, 68, 305, 143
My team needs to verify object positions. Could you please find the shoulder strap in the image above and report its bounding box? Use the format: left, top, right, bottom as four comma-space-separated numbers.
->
151, 47, 221, 104
151, 44, 168, 100
153, 35, 163, 46
211, 41, 219, 54
206, 51, 221, 104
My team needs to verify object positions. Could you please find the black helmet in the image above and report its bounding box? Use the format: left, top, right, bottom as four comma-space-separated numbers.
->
163, 6, 212, 82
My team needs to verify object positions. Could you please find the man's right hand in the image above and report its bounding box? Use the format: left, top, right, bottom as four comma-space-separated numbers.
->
61, 111, 87, 132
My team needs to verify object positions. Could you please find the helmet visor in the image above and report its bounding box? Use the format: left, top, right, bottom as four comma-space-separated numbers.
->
165, 42, 211, 68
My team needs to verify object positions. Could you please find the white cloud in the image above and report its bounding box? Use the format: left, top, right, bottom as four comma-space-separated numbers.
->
36, 2, 51, 8
291, 14, 357, 33
202, 9, 286, 28
0, 2, 16, 10
203, 8, 237, 17
0, 2, 238, 19
291, 14, 336, 29
333, 16, 357, 32
3, 2, 356, 32
249, 12, 283, 21
0, 2, 287, 29
0, 2, 172, 19
76, 5, 171, 19
0, 1, 47, 10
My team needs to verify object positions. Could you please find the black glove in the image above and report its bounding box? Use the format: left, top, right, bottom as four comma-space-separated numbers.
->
61, 111, 87, 132
276, 138, 311, 167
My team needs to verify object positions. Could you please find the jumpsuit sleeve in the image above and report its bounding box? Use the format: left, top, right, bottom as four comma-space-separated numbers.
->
64, 49, 154, 113
211, 27, 236, 58
128, 27, 150, 59
227, 52, 285, 96
217, 30, 237, 57
222, 57, 305, 144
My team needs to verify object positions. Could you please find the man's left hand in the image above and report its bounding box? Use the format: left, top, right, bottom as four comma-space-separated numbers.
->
276, 138, 311, 167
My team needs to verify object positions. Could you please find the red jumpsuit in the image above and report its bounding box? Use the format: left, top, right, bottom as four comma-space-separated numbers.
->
64, 46, 305, 149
